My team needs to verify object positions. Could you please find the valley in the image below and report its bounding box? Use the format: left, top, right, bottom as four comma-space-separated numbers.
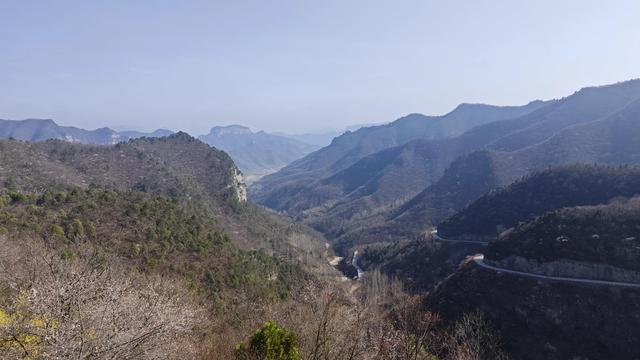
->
3, 80, 640, 359
4, 3, 640, 358
249, 79, 640, 359
0, 80, 640, 359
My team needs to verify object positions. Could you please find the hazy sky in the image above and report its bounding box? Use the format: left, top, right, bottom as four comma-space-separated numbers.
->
1, 1, 639, 135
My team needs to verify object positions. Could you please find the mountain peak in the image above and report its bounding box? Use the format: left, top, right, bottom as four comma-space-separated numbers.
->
20, 118, 58, 126
169, 131, 197, 141
209, 125, 253, 136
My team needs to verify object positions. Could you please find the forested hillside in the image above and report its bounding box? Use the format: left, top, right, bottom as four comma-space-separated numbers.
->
252, 80, 640, 259
427, 197, 640, 360
0, 135, 496, 359
0, 135, 334, 357
340, 81, 640, 249
439, 165, 640, 239
250, 101, 548, 208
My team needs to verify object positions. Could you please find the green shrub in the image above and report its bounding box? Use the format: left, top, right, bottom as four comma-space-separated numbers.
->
66, 219, 85, 241
235, 321, 300, 360
59, 249, 76, 261
50, 224, 66, 239
54, 191, 66, 203
0, 195, 11, 208
86, 222, 97, 239
131, 243, 142, 257
8, 191, 27, 204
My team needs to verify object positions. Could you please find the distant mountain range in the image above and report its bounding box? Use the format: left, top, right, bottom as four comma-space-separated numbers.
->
250, 102, 547, 202
5, 79, 640, 359
378, 80, 640, 243
198, 125, 320, 182
249, 79, 640, 253
0, 119, 367, 182
0, 118, 173, 144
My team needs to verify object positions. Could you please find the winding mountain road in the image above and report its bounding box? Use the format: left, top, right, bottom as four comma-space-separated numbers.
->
429, 229, 488, 246
472, 255, 640, 288
432, 229, 640, 288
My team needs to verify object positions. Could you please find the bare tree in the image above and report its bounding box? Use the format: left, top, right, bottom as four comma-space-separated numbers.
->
392, 295, 441, 360
448, 310, 510, 360
0, 235, 202, 359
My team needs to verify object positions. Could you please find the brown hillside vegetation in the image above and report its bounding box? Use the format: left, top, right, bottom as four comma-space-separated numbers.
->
0, 135, 503, 359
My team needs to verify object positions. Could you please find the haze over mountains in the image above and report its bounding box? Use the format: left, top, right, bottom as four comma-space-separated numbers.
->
261, 78, 640, 359
5, 0, 640, 357
250, 79, 640, 250
0, 119, 374, 182
249, 101, 550, 214
0, 118, 173, 144
198, 125, 319, 182
4, 78, 640, 359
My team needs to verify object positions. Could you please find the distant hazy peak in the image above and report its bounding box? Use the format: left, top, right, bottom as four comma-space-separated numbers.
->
208, 125, 253, 136
118, 128, 174, 138
579, 78, 640, 91
564, 78, 640, 100
445, 100, 548, 115
198, 124, 319, 179
526, 99, 546, 106
1, 118, 56, 126
23, 118, 57, 124
0, 118, 176, 145
387, 113, 432, 125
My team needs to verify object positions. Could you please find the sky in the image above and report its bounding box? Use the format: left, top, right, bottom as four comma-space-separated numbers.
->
1, 0, 639, 135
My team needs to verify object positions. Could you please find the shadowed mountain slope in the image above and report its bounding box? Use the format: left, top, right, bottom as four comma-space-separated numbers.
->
438, 165, 640, 239
340, 81, 640, 249
427, 198, 640, 360
253, 80, 640, 256
250, 101, 548, 205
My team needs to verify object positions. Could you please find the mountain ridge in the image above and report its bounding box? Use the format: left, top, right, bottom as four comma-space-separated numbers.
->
318, 79, 640, 250
0, 118, 174, 144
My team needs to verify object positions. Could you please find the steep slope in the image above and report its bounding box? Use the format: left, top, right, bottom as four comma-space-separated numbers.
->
360, 165, 640, 292
0, 134, 330, 265
254, 80, 640, 253
262, 139, 443, 220
0, 187, 305, 302
0, 118, 171, 144
426, 199, 640, 360
369, 88, 640, 244
198, 125, 319, 181
0, 134, 340, 358
439, 165, 640, 239
250, 101, 548, 205
485, 198, 640, 278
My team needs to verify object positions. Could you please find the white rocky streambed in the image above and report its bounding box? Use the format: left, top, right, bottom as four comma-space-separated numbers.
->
326, 243, 364, 281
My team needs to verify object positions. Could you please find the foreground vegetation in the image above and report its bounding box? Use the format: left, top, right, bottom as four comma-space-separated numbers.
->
0, 136, 512, 359
0, 187, 508, 359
